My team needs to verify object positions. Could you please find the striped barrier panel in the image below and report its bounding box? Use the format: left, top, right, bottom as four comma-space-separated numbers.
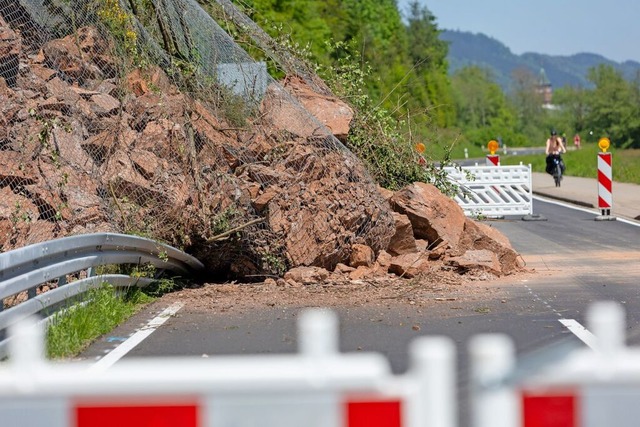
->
0, 309, 456, 427
471, 301, 639, 427
444, 164, 533, 218
597, 152, 613, 216
486, 155, 500, 166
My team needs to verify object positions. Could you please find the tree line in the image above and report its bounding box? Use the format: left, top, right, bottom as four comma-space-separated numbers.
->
237, 0, 640, 150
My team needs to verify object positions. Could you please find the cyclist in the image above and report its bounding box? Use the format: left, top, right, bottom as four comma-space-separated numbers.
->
545, 130, 566, 176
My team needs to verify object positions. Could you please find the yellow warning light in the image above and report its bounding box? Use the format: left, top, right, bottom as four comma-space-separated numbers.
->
598, 137, 610, 152
487, 140, 499, 155
415, 142, 426, 153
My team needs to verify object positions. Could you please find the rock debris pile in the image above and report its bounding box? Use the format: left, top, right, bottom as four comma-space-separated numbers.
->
0, 19, 522, 287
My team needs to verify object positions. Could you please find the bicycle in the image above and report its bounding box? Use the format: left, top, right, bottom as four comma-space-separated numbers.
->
549, 154, 563, 187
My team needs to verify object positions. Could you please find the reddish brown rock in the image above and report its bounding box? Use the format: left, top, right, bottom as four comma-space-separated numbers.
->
81, 131, 118, 164
388, 252, 431, 279
126, 69, 150, 97
252, 187, 279, 212
387, 212, 417, 255
0, 21, 20, 87
349, 244, 375, 268
0, 217, 12, 250
0, 151, 37, 184
458, 218, 522, 275
259, 83, 320, 140
390, 182, 467, 253
90, 93, 120, 116
41, 27, 114, 84
445, 249, 502, 276
349, 265, 374, 281
130, 149, 167, 180
283, 75, 354, 142
283, 266, 330, 284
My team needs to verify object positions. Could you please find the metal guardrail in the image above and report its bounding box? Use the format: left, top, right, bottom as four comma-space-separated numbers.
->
0, 233, 204, 356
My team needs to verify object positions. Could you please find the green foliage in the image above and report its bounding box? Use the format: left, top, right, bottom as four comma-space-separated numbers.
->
324, 45, 458, 194
239, 0, 455, 127
46, 283, 145, 358
450, 66, 530, 148
404, 1, 455, 127
45, 272, 188, 359
210, 207, 239, 236
260, 251, 287, 276
98, 0, 138, 57
507, 67, 548, 142
553, 86, 590, 134
584, 65, 640, 148
143, 277, 183, 297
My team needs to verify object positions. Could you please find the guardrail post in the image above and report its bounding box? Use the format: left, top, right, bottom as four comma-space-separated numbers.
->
408, 336, 456, 427
469, 334, 517, 427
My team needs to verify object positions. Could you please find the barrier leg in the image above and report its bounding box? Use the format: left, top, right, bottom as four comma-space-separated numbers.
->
588, 301, 625, 359
297, 308, 339, 356
408, 336, 456, 427
469, 334, 517, 427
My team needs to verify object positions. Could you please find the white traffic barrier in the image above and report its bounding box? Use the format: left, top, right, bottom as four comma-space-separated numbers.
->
470, 301, 640, 427
0, 309, 456, 427
444, 164, 533, 218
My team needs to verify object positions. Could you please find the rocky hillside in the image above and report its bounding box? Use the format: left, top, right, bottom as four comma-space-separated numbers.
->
0, 15, 523, 286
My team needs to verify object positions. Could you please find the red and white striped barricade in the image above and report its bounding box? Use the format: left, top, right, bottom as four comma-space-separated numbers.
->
486, 155, 500, 167
597, 152, 613, 218
0, 309, 456, 427
470, 301, 640, 427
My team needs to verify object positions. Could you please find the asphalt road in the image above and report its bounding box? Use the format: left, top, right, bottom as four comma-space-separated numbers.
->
88, 198, 640, 361
81, 197, 640, 425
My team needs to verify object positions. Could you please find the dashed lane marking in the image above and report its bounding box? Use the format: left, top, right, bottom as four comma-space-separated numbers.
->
524, 283, 597, 349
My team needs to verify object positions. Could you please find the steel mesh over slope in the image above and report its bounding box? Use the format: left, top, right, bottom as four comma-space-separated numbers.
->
0, 0, 394, 284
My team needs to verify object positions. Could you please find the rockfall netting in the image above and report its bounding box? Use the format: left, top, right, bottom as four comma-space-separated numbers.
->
0, 0, 396, 280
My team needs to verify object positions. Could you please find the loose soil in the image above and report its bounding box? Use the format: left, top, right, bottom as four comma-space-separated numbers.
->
162, 267, 538, 314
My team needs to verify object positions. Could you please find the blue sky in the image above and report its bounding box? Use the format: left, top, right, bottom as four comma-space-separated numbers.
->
398, 0, 640, 63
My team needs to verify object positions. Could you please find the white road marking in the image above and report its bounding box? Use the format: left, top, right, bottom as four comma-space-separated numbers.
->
88, 302, 184, 371
559, 318, 597, 349
533, 195, 640, 227
523, 283, 597, 349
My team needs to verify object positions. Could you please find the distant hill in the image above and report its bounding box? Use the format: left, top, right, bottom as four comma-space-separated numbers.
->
441, 30, 640, 91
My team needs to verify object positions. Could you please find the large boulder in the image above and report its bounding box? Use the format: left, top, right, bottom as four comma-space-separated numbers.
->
458, 218, 522, 275
283, 75, 354, 142
390, 182, 467, 253
387, 212, 417, 255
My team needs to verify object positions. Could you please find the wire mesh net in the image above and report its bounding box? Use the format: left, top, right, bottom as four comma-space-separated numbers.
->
0, 0, 395, 281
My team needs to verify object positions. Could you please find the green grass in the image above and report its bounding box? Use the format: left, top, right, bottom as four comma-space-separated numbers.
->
46, 283, 154, 359
500, 143, 640, 185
